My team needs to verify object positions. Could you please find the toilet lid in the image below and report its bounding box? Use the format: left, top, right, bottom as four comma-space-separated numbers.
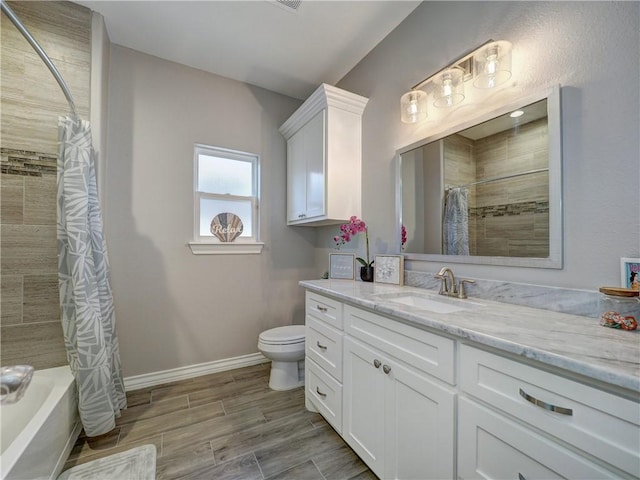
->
259, 325, 305, 345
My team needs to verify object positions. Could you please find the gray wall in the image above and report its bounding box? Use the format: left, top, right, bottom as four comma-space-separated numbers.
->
105, 46, 315, 377
321, 1, 639, 290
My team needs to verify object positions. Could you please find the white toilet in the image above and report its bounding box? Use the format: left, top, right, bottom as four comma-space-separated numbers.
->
258, 325, 306, 391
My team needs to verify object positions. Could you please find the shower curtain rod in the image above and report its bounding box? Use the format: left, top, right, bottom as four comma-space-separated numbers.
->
446, 167, 549, 190
1, 0, 78, 116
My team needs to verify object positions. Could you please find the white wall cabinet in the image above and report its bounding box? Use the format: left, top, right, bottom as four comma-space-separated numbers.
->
280, 84, 368, 226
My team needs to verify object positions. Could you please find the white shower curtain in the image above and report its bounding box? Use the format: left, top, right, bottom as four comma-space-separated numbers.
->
57, 116, 126, 437
443, 187, 470, 255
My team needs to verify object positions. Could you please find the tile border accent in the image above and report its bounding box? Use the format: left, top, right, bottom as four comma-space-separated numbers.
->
124, 352, 269, 391
470, 200, 549, 218
1, 148, 57, 176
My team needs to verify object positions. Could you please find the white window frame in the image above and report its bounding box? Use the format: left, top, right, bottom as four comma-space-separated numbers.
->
188, 144, 263, 255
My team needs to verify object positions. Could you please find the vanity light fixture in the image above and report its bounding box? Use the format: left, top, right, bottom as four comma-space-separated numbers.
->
400, 39, 513, 124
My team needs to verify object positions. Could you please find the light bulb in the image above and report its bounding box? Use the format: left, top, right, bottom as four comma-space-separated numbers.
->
485, 47, 499, 75
442, 75, 453, 98
407, 94, 419, 114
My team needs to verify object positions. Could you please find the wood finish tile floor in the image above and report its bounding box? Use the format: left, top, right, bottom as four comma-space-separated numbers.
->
63, 363, 377, 480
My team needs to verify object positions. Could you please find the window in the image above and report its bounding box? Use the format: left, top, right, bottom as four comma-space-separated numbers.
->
189, 144, 263, 254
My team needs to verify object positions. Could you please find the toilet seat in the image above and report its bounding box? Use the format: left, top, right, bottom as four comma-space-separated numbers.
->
259, 325, 305, 345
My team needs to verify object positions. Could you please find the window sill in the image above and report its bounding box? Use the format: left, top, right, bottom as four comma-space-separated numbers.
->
188, 242, 264, 255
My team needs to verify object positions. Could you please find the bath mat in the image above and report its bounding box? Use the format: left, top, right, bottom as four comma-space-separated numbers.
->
58, 444, 156, 480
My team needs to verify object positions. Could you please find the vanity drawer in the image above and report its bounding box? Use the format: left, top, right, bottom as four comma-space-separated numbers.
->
458, 397, 620, 479
460, 344, 640, 477
344, 304, 455, 385
306, 358, 342, 434
306, 317, 343, 381
306, 291, 343, 330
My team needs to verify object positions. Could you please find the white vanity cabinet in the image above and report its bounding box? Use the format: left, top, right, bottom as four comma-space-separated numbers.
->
302, 286, 640, 480
458, 344, 640, 479
279, 84, 368, 226
342, 305, 456, 480
304, 292, 344, 433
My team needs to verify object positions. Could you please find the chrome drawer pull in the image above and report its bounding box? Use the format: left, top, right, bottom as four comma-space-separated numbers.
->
519, 388, 573, 416
316, 341, 327, 350
316, 305, 328, 312
316, 387, 327, 398
382, 365, 391, 374
373, 359, 381, 368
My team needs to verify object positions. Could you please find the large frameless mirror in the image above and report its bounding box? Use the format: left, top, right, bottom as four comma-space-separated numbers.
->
397, 86, 562, 268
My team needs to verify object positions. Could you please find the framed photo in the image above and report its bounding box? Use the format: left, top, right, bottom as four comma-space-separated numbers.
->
620, 257, 640, 290
329, 253, 355, 280
374, 255, 404, 285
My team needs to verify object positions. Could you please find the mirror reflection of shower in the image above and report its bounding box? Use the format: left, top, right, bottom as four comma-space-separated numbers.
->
401, 98, 550, 259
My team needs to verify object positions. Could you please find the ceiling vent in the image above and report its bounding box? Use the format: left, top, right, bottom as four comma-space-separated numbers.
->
268, 0, 301, 13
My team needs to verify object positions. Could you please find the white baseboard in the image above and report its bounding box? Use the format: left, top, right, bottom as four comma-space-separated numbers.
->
124, 352, 269, 391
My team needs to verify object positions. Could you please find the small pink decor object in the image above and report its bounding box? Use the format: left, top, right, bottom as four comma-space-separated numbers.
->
210, 213, 243, 242
599, 311, 638, 331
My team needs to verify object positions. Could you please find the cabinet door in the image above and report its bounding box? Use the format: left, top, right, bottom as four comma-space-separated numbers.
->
458, 397, 620, 480
286, 110, 325, 223
343, 337, 385, 476
304, 110, 325, 219
286, 128, 306, 222
384, 361, 455, 480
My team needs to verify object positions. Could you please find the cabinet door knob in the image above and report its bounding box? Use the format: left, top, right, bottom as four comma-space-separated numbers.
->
373, 359, 381, 368
382, 365, 391, 374
316, 341, 327, 350
518, 474, 526, 480
519, 388, 573, 416
316, 386, 327, 398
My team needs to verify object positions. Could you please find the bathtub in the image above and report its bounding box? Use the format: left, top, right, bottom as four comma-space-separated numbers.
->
1, 366, 81, 480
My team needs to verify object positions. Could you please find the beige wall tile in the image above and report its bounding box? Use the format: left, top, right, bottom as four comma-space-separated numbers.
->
1, 275, 23, 326
0, 321, 68, 369
23, 274, 59, 323
1, 1, 90, 369
1, 1, 91, 154
1, 224, 57, 275
24, 175, 57, 224
1, 174, 24, 224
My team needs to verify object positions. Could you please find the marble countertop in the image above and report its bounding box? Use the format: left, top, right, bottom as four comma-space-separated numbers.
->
300, 279, 640, 393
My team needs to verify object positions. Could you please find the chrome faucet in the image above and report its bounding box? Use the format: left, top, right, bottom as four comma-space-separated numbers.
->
434, 267, 475, 299
435, 266, 457, 295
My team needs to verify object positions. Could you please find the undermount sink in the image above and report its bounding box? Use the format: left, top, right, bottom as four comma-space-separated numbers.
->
375, 292, 485, 314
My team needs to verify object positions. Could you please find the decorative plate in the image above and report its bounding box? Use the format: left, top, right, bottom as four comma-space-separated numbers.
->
210, 212, 243, 242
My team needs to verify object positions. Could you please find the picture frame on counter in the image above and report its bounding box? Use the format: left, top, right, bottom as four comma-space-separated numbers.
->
620, 257, 640, 290
374, 255, 404, 285
329, 253, 355, 280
